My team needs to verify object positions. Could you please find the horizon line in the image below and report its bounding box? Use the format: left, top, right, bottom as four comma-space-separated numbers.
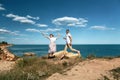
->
13, 44, 120, 45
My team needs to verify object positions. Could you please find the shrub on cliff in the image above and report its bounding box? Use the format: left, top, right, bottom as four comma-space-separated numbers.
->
0, 41, 8, 45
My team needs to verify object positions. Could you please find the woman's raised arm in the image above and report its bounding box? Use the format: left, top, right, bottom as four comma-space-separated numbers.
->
56, 33, 61, 39
41, 32, 49, 39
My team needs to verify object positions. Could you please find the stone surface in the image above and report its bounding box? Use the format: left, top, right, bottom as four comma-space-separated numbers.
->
0, 46, 16, 61
23, 52, 36, 56
53, 50, 81, 59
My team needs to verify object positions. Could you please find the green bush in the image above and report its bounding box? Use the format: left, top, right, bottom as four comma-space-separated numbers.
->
0, 41, 8, 45
110, 67, 120, 80
16, 56, 38, 68
86, 54, 96, 59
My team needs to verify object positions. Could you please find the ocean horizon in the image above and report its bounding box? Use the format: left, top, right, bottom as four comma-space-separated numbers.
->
8, 44, 120, 58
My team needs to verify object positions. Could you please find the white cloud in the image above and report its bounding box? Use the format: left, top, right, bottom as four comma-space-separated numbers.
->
40, 28, 62, 32
0, 37, 6, 41
26, 28, 62, 33
0, 4, 6, 11
0, 28, 23, 36
6, 14, 48, 28
26, 15, 40, 20
52, 16, 88, 27
0, 29, 10, 33
0, 37, 6, 39
11, 31, 21, 36
14, 38, 23, 40
36, 24, 48, 27
26, 28, 41, 33
14, 38, 29, 40
6, 14, 35, 24
90, 26, 115, 30
0, 6, 5, 11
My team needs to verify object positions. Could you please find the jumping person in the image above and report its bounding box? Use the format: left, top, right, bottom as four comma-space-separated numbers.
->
41, 32, 60, 58
61, 29, 80, 59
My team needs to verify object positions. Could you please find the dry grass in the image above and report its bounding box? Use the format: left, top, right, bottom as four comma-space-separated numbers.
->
0, 56, 81, 80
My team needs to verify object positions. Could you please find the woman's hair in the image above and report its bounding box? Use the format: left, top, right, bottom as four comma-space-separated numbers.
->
49, 34, 54, 37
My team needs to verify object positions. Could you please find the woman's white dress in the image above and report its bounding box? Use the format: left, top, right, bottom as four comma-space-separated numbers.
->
48, 37, 57, 53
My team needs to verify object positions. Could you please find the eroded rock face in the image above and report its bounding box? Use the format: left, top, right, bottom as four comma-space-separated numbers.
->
53, 50, 81, 59
0, 46, 16, 61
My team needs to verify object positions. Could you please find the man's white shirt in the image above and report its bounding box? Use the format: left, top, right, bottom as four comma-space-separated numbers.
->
66, 33, 72, 44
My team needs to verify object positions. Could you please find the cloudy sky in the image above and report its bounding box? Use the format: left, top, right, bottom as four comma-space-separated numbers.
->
0, 0, 120, 44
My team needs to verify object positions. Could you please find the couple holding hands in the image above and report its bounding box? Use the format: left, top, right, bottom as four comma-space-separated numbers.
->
41, 29, 80, 59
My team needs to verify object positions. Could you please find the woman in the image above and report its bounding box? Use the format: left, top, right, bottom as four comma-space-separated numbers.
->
41, 32, 60, 58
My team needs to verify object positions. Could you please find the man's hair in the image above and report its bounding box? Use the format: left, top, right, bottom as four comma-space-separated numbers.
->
66, 29, 69, 32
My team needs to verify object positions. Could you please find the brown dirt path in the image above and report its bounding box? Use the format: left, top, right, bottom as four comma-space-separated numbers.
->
47, 58, 120, 80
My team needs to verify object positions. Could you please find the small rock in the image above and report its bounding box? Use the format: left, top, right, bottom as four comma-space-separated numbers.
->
54, 50, 81, 59
23, 52, 36, 56
37, 71, 46, 77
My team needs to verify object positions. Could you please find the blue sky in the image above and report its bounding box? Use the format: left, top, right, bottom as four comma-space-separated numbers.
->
0, 0, 120, 44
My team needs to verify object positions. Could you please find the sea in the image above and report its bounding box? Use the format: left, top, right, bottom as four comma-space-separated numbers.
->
8, 44, 120, 58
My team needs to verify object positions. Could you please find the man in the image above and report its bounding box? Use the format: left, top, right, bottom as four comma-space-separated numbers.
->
61, 29, 80, 59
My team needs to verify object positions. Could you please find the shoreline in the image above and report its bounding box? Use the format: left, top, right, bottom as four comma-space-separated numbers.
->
0, 44, 13, 49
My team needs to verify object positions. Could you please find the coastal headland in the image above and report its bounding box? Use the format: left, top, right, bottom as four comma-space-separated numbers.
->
0, 44, 120, 80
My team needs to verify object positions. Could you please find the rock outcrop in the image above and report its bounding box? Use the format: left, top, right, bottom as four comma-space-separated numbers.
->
0, 45, 16, 61
23, 52, 36, 56
53, 50, 81, 59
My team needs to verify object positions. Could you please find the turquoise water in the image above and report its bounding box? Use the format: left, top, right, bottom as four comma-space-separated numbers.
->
8, 45, 120, 58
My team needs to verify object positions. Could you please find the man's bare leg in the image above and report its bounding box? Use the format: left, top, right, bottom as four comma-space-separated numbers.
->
67, 44, 81, 56
60, 45, 68, 60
